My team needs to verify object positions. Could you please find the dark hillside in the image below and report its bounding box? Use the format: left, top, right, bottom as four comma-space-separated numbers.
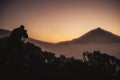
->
0, 37, 120, 80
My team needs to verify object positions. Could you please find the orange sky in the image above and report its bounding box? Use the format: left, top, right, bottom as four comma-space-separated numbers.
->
0, 0, 120, 43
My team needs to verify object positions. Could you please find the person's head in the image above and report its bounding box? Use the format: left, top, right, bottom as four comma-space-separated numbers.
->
20, 25, 25, 29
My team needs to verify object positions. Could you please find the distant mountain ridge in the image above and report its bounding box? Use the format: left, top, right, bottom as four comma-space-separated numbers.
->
1, 27, 120, 44
0, 29, 11, 38
0, 27, 120, 58
0, 28, 55, 50
58, 27, 120, 44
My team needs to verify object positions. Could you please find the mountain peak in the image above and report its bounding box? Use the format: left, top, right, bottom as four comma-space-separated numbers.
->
93, 27, 105, 32
68, 27, 120, 44
96, 27, 103, 30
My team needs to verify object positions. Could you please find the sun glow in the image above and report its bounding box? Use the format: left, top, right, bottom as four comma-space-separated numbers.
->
1, 0, 120, 43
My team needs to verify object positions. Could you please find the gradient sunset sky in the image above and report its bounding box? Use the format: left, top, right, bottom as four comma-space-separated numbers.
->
0, 0, 120, 43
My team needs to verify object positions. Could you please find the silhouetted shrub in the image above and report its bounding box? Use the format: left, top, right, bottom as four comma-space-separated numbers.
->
0, 35, 120, 80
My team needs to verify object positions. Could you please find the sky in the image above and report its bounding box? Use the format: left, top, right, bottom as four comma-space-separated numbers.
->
0, 0, 120, 43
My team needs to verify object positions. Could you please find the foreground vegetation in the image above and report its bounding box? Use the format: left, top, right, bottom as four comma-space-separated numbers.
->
0, 37, 120, 80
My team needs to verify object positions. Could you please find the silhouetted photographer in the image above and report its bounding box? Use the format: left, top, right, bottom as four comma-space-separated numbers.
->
9, 25, 28, 44
7, 25, 28, 64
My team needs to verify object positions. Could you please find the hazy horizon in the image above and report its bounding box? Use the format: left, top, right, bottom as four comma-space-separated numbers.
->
0, 0, 120, 43
1, 27, 120, 44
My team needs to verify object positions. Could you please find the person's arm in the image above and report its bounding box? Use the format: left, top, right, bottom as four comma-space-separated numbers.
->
22, 30, 29, 43
24, 30, 28, 38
